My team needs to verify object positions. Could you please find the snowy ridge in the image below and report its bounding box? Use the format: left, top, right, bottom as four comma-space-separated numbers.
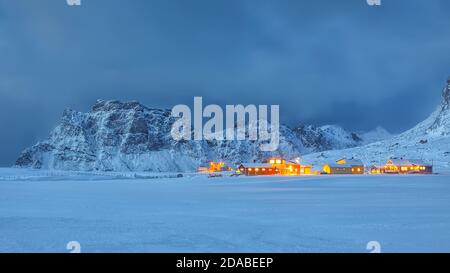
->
304, 77, 450, 171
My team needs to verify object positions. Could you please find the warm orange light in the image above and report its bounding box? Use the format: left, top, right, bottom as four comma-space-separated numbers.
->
255, 168, 259, 171
276, 159, 281, 164
248, 168, 252, 171
262, 168, 266, 171
269, 159, 275, 164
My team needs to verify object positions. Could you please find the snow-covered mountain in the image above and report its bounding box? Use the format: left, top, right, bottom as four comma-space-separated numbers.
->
292, 124, 390, 154
15, 100, 388, 172
304, 77, 450, 171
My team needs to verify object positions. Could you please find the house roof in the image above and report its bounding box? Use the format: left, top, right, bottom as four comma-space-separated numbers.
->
387, 159, 431, 166
239, 163, 273, 168
285, 160, 301, 165
336, 158, 363, 166
344, 159, 363, 166
325, 163, 353, 168
408, 159, 431, 166
387, 159, 411, 165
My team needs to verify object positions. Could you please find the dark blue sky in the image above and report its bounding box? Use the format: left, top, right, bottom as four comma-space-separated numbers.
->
1, 0, 450, 166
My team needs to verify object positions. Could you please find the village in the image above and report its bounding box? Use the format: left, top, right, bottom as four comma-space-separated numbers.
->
198, 157, 434, 177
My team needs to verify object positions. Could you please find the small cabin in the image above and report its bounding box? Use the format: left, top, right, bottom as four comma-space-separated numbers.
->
238, 163, 278, 176
384, 159, 432, 174
323, 158, 364, 174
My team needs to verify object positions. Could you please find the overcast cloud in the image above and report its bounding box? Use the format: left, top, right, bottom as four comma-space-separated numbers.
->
1, 0, 450, 165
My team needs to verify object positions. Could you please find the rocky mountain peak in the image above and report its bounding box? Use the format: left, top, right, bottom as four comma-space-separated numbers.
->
92, 100, 147, 112
443, 76, 450, 109
419, 77, 450, 136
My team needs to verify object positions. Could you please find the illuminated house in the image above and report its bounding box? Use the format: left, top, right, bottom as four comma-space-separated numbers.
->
198, 161, 233, 173
268, 158, 313, 176
209, 162, 225, 172
238, 158, 313, 176
323, 158, 364, 174
238, 163, 278, 176
383, 158, 432, 174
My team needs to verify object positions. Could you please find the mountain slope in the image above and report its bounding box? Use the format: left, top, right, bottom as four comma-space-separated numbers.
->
303, 78, 450, 170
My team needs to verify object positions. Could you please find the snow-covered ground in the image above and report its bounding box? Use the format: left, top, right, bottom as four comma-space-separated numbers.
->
1, 168, 450, 253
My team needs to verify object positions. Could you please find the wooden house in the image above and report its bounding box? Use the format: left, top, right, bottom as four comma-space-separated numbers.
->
323, 158, 364, 174
238, 163, 278, 176
383, 158, 432, 174
267, 158, 313, 176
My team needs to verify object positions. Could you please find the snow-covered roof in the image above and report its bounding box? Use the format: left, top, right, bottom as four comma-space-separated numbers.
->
285, 160, 300, 165
387, 159, 431, 166
239, 163, 273, 168
325, 163, 352, 168
336, 158, 363, 166
408, 159, 431, 166
344, 159, 363, 166
387, 159, 409, 166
